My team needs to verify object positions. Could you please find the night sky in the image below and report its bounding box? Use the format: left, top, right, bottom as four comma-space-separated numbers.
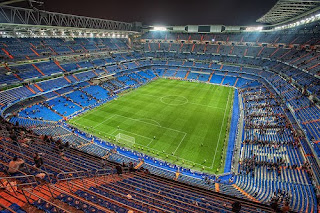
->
18, 0, 279, 26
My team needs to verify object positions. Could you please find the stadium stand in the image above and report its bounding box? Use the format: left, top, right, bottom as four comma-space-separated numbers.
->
0, 3, 319, 213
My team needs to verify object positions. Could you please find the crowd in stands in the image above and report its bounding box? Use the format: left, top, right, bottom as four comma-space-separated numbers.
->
0, 116, 274, 213
0, 27, 319, 212
270, 189, 291, 213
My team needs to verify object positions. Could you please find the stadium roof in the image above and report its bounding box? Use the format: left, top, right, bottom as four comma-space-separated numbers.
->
257, 0, 320, 25
0, 5, 134, 32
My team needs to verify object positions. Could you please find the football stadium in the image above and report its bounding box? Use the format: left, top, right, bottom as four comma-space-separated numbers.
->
0, 0, 319, 212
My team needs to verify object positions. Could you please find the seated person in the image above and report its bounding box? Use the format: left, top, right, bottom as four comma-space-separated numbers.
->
33, 153, 44, 168
8, 156, 25, 175
64, 141, 70, 150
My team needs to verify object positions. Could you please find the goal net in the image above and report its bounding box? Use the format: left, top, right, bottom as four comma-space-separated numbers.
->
115, 133, 135, 146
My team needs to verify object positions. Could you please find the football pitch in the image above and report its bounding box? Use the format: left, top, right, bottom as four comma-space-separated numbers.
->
69, 78, 234, 174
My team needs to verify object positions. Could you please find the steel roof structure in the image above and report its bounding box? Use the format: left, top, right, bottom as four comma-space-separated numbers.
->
257, 0, 320, 25
0, 5, 133, 31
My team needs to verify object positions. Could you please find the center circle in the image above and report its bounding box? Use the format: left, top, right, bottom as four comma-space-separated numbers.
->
160, 95, 188, 106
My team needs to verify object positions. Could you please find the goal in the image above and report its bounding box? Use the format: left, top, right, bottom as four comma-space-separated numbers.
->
115, 133, 135, 146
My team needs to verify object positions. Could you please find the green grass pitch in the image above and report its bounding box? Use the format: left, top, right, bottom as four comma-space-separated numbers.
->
68, 78, 234, 174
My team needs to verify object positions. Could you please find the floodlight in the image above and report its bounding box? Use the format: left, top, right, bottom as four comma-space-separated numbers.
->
245, 26, 263, 32
153, 26, 167, 31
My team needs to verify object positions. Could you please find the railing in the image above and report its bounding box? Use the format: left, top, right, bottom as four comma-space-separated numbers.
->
0, 203, 15, 213
2, 54, 319, 200
57, 170, 90, 181
0, 175, 37, 197
64, 175, 155, 213
27, 140, 98, 172
93, 168, 115, 182
49, 183, 116, 213
287, 102, 320, 189
0, 164, 115, 211
0, 141, 59, 183
22, 187, 72, 213
56, 168, 114, 186
232, 91, 244, 175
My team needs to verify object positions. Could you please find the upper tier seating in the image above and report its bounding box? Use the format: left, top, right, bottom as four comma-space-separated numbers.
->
0, 86, 34, 109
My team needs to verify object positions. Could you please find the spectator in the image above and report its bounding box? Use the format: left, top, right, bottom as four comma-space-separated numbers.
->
58, 143, 65, 152
9, 131, 18, 144
129, 162, 135, 173
232, 201, 241, 213
270, 200, 279, 212
64, 141, 70, 150
60, 152, 70, 161
116, 164, 122, 176
8, 156, 25, 175
281, 202, 290, 212
33, 153, 44, 168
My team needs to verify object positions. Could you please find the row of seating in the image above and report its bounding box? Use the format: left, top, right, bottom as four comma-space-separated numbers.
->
142, 26, 320, 45
0, 37, 129, 60
0, 116, 272, 212
0, 32, 319, 212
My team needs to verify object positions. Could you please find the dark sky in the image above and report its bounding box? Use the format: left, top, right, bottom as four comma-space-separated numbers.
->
35, 0, 278, 26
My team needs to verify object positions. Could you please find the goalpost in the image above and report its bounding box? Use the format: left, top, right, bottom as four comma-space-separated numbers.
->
115, 133, 135, 146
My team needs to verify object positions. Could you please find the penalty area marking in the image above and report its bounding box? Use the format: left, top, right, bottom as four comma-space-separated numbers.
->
75, 121, 212, 169
113, 113, 187, 135
89, 113, 188, 159
76, 113, 186, 144
137, 118, 162, 127
117, 129, 153, 143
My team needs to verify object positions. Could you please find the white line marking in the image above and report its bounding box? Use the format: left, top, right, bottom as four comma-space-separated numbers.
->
160, 95, 189, 106
143, 93, 225, 110
109, 128, 119, 136
189, 101, 224, 110
70, 80, 234, 170
137, 118, 162, 127
74, 113, 187, 150
146, 139, 155, 147
114, 113, 187, 135
74, 115, 212, 168
93, 115, 116, 128
172, 132, 187, 155
211, 88, 232, 168
122, 140, 212, 168
114, 128, 155, 148
118, 129, 153, 141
